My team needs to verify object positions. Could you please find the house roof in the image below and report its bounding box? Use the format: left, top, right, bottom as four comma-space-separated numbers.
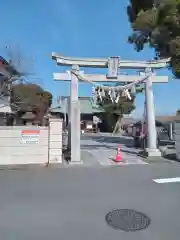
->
132, 115, 180, 127
50, 97, 103, 114
21, 112, 36, 120
155, 115, 180, 123
122, 115, 180, 127
134, 120, 165, 127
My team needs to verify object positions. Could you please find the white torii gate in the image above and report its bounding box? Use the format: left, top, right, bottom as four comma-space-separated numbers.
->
52, 53, 169, 163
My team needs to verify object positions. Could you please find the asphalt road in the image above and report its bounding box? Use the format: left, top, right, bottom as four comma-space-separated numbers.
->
1, 163, 180, 240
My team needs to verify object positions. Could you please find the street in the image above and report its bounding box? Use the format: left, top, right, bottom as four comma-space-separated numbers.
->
0, 162, 180, 240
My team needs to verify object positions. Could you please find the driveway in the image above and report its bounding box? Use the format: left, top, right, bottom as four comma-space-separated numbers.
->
81, 134, 146, 165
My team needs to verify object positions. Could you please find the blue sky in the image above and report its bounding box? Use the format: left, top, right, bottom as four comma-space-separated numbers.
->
0, 0, 179, 117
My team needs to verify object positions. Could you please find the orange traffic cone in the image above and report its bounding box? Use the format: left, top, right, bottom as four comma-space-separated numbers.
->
115, 144, 122, 162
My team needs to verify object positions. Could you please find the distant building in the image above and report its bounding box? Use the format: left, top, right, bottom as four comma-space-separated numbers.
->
50, 96, 103, 132
123, 115, 180, 141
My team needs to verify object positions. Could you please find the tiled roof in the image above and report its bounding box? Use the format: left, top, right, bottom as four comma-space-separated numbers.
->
79, 97, 103, 114
50, 97, 103, 114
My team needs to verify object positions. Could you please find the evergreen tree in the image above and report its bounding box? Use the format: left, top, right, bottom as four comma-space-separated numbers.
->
127, 0, 180, 77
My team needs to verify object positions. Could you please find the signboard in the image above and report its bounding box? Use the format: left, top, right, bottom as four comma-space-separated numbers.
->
93, 116, 101, 124
21, 130, 40, 144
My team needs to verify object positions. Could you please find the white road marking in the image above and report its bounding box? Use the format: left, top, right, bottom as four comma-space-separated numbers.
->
153, 177, 180, 183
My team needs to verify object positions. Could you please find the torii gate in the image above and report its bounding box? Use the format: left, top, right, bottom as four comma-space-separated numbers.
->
52, 53, 169, 163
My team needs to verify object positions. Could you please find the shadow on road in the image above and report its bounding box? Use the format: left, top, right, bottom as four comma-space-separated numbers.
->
81, 144, 116, 150
82, 134, 133, 145
81, 144, 140, 155
163, 153, 177, 161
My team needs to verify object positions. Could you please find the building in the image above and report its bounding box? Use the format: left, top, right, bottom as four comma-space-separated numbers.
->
50, 96, 103, 132
0, 56, 47, 126
0, 56, 20, 125
123, 115, 180, 141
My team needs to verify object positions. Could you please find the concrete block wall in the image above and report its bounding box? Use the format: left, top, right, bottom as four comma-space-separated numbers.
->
49, 118, 63, 163
0, 126, 49, 165
0, 118, 63, 166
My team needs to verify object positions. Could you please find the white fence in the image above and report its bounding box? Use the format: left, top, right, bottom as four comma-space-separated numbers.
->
0, 118, 63, 166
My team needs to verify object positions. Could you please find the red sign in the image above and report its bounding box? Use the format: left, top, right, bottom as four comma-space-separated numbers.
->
21, 130, 40, 144
21, 130, 40, 134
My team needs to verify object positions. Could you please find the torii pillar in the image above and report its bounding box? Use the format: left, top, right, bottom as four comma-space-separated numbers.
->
144, 68, 161, 159
68, 65, 81, 163
52, 53, 169, 162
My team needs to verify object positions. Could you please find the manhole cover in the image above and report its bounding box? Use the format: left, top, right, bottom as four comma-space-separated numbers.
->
105, 209, 151, 232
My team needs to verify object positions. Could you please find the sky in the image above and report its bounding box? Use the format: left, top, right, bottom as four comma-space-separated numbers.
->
0, 0, 179, 117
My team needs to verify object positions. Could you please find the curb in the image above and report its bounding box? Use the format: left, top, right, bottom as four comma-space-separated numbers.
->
0, 162, 67, 170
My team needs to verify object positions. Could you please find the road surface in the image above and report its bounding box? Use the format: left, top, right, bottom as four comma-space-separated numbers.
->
0, 163, 180, 240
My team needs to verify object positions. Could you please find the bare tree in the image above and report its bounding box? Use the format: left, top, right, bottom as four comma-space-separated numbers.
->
0, 45, 44, 113
5, 44, 43, 85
